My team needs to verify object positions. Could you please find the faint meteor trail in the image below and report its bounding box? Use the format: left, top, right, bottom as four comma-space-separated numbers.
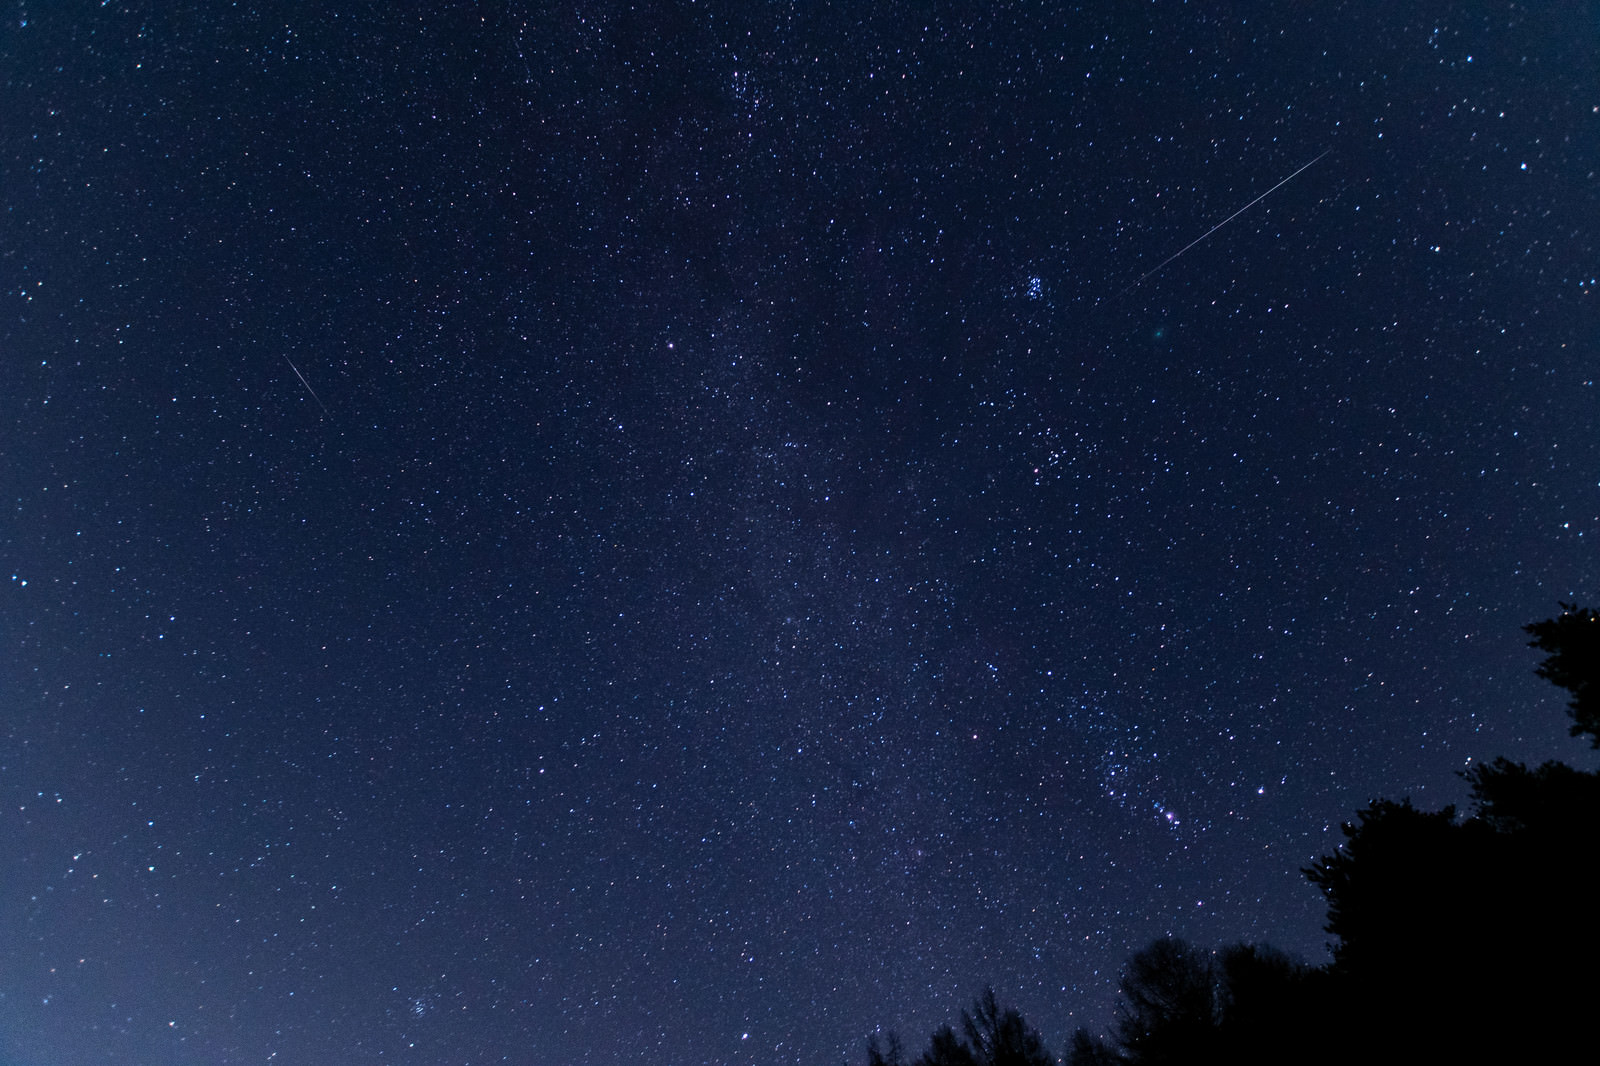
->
284, 355, 332, 419
1123, 148, 1331, 293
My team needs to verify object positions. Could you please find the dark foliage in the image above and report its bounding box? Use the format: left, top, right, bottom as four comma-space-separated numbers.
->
1298, 604, 1600, 1057
863, 989, 1053, 1066
1303, 799, 1468, 975
952, 987, 1054, 1066
1524, 602, 1600, 745
866, 1032, 908, 1066
1209, 944, 1324, 1064
1064, 1029, 1120, 1066
1464, 754, 1600, 835
1110, 937, 1218, 1064
1301, 781, 1600, 1058
1067, 939, 1324, 1066
874, 605, 1600, 1066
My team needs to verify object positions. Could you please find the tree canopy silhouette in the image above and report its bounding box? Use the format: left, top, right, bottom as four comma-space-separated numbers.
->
865, 988, 1053, 1066
1109, 937, 1218, 1064
1524, 601, 1600, 745
868, 603, 1600, 1066
1298, 601, 1600, 1058
1067, 939, 1322, 1066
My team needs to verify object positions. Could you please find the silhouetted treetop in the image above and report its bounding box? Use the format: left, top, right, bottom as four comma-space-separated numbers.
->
1297, 603, 1600, 1061
1463, 754, 1600, 836
1525, 601, 1600, 745
866, 1032, 908, 1066
863, 989, 1053, 1066
952, 987, 1053, 1066
1302, 798, 1467, 973
1112, 938, 1218, 1064
1069, 938, 1323, 1066
878, 604, 1600, 1066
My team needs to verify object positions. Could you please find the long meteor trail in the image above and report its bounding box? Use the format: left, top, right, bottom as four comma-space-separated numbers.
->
284, 355, 332, 419
1123, 148, 1331, 293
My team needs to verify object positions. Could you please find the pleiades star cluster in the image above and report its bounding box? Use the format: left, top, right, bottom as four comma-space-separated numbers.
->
3, 3, 1596, 1064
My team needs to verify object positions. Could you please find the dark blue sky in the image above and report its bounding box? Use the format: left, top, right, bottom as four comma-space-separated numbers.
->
3, 3, 1597, 1064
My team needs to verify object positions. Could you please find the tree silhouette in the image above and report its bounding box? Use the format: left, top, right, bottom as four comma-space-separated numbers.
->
1064, 1028, 1121, 1066
1303, 784, 1600, 1056
1210, 943, 1322, 1064
1303, 799, 1468, 976
1300, 605, 1600, 1058
1463, 754, 1600, 835
1524, 602, 1600, 745
864, 989, 1053, 1066
877, 604, 1600, 1065
1068, 939, 1325, 1066
866, 1032, 908, 1066
919, 1025, 979, 1066
953, 987, 1053, 1066
1109, 938, 1219, 1065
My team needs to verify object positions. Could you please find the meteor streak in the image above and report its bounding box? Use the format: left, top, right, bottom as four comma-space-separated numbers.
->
284, 355, 332, 419
1123, 149, 1330, 293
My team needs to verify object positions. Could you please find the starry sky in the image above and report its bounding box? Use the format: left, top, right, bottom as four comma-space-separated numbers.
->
3, 2, 1597, 1064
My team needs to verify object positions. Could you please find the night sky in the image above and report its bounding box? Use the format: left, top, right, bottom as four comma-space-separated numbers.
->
3, 3, 1598, 1064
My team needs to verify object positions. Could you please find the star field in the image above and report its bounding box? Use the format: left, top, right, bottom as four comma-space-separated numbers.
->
3, 3, 1597, 1064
